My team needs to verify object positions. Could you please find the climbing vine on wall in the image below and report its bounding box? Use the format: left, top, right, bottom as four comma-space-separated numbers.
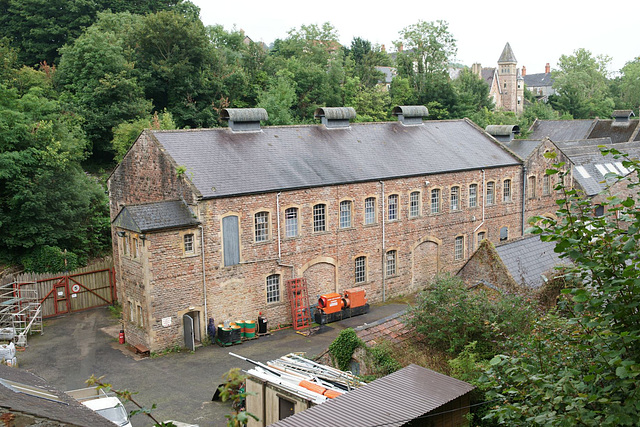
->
329, 328, 363, 371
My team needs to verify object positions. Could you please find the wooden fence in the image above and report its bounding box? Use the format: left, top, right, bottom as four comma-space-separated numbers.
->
9, 259, 116, 318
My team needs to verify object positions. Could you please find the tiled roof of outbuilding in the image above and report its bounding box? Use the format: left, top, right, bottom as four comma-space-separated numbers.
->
589, 119, 640, 143
151, 119, 520, 199
112, 200, 199, 232
0, 365, 115, 427
271, 364, 474, 427
495, 236, 570, 289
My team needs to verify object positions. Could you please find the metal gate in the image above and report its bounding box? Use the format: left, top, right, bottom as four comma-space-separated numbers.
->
12, 260, 116, 318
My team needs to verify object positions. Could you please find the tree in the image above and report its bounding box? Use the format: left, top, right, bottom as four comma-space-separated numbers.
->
480, 149, 640, 425
453, 68, 494, 119
112, 110, 176, 161
257, 70, 297, 125
0, 83, 110, 265
57, 12, 151, 163
394, 20, 457, 112
614, 57, 640, 111
550, 48, 614, 119
346, 37, 387, 88
0, 0, 179, 67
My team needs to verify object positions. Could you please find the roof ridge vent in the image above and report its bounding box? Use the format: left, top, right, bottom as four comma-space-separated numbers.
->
221, 108, 268, 132
392, 105, 428, 125
485, 124, 521, 142
314, 107, 356, 128
612, 109, 634, 123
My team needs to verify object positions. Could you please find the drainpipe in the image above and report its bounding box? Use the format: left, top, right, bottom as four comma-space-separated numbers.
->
380, 181, 386, 302
276, 192, 282, 260
473, 169, 486, 234
199, 225, 207, 321
522, 166, 527, 236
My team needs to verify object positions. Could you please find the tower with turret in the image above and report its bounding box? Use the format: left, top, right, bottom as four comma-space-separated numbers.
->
497, 43, 524, 114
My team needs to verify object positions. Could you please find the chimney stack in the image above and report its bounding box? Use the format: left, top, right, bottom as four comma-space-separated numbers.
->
522, 66, 526, 76
381, 44, 385, 52
545, 63, 550, 74
471, 63, 482, 77
398, 43, 403, 52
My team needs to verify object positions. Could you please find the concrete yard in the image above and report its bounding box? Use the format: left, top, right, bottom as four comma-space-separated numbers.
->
17, 303, 407, 426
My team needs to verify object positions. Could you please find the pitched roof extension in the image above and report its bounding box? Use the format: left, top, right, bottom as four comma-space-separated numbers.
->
495, 236, 570, 288
271, 364, 474, 427
112, 200, 200, 232
151, 119, 520, 200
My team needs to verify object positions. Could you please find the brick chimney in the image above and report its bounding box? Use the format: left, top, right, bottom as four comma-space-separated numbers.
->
471, 63, 482, 77
381, 44, 385, 52
398, 43, 403, 52
545, 63, 550, 74
522, 66, 526, 76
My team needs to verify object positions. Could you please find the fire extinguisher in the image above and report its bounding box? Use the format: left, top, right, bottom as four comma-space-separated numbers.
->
119, 329, 125, 344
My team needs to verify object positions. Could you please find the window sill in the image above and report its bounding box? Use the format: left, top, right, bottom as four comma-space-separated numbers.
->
312, 230, 330, 235
182, 252, 198, 258
253, 240, 272, 246
282, 236, 300, 241
384, 274, 399, 279
338, 226, 356, 231
408, 215, 421, 220
363, 222, 378, 228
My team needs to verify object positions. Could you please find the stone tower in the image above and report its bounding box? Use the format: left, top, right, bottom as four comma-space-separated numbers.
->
497, 43, 524, 114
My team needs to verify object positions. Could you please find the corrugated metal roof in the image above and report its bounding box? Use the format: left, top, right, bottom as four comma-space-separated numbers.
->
151, 120, 520, 200
495, 236, 570, 289
112, 200, 200, 232
271, 364, 474, 427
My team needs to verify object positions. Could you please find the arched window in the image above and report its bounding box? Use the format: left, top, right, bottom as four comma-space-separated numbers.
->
313, 204, 326, 232
254, 212, 269, 242
388, 194, 398, 220
431, 189, 440, 213
385, 250, 397, 277
409, 191, 420, 217
340, 201, 352, 228
450, 186, 460, 211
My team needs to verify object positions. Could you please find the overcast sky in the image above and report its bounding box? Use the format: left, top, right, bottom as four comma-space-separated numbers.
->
192, 0, 636, 75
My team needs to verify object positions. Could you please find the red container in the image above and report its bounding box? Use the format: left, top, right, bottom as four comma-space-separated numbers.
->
119, 329, 125, 344
344, 288, 367, 308
318, 293, 344, 314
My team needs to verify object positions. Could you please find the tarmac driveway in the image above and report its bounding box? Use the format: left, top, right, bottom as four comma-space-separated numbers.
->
17, 303, 407, 426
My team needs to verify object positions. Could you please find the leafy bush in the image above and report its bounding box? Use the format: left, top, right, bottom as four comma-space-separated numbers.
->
21, 245, 79, 273
329, 328, 363, 371
408, 274, 537, 359
364, 341, 401, 378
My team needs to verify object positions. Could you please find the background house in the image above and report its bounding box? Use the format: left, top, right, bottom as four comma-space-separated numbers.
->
522, 63, 555, 101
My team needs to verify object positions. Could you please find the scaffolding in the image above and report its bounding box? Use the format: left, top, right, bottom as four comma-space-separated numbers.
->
0, 281, 42, 346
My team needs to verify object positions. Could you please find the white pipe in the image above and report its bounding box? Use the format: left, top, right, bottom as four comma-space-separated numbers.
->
380, 181, 386, 302
276, 192, 282, 260
521, 166, 527, 236
473, 169, 486, 233
199, 225, 207, 321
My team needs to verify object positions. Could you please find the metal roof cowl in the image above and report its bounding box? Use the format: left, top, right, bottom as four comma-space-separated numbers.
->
314, 107, 356, 128
392, 105, 428, 125
220, 108, 268, 132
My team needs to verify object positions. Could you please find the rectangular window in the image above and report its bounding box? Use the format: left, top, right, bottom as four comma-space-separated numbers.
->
254, 212, 269, 242
500, 226, 509, 241
365, 197, 376, 224
133, 238, 139, 258
183, 234, 194, 253
355, 256, 366, 283
528, 176, 536, 199
313, 204, 326, 232
223, 215, 240, 266
137, 305, 143, 327
409, 191, 420, 217
486, 182, 495, 205
386, 250, 397, 277
431, 189, 440, 213
266, 274, 280, 303
285, 208, 298, 238
477, 231, 486, 249
503, 179, 511, 202
340, 201, 352, 228
388, 194, 398, 220
129, 300, 135, 323
450, 186, 459, 211
543, 175, 550, 195
454, 236, 464, 260
469, 184, 477, 208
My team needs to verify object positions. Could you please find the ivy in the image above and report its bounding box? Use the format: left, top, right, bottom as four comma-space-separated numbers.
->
328, 328, 363, 372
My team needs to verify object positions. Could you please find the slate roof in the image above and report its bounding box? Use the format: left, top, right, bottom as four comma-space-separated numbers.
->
0, 365, 115, 426
523, 72, 553, 88
374, 66, 396, 84
556, 138, 640, 196
150, 119, 520, 200
271, 364, 474, 427
495, 236, 570, 289
112, 200, 200, 232
589, 119, 640, 143
482, 68, 497, 87
529, 119, 594, 141
499, 139, 543, 160
498, 42, 517, 63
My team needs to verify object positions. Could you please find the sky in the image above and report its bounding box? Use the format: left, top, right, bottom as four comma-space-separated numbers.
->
192, 0, 637, 75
